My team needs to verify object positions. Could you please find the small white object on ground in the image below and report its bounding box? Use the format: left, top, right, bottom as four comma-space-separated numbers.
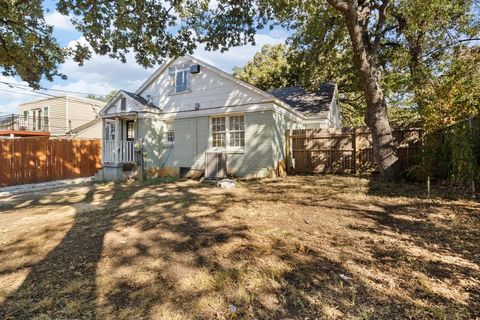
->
229, 304, 237, 313
339, 274, 351, 281
217, 179, 236, 189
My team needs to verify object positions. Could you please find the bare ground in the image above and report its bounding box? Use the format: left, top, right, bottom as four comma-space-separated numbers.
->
0, 175, 478, 319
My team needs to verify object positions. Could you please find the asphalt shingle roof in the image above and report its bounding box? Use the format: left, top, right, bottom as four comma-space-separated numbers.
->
121, 90, 159, 108
269, 83, 336, 118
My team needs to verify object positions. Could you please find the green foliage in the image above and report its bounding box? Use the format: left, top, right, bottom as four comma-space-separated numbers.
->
419, 117, 480, 190
86, 90, 118, 103
0, 1, 66, 88
232, 44, 297, 91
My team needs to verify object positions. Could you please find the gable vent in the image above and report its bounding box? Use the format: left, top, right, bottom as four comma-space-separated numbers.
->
190, 64, 200, 74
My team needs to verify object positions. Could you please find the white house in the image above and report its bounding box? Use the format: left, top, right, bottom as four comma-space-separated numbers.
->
96, 55, 341, 181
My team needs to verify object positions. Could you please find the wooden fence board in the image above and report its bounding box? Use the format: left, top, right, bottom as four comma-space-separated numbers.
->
286, 127, 422, 174
0, 138, 102, 187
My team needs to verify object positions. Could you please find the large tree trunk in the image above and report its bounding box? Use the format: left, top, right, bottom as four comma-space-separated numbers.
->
343, 9, 399, 179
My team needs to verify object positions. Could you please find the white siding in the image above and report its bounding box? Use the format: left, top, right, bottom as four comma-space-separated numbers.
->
19, 96, 104, 136
66, 97, 103, 132
19, 97, 67, 135
139, 57, 266, 114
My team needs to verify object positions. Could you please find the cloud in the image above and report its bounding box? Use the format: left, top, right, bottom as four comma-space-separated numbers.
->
0, 76, 47, 114
0, 30, 287, 114
44, 11, 75, 31
193, 32, 287, 71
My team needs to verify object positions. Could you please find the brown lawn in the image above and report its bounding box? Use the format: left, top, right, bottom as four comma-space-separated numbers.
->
0, 176, 478, 319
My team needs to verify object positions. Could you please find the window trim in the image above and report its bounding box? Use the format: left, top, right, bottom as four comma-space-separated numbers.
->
168, 63, 192, 95
164, 121, 175, 145
208, 114, 245, 153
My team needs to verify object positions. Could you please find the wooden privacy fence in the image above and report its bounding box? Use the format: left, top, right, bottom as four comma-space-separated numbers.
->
0, 138, 102, 187
286, 127, 422, 174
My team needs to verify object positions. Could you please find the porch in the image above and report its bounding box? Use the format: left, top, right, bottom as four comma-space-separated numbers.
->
101, 116, 139, 165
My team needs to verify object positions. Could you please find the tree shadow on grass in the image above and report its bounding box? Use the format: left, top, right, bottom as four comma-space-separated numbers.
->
0, 181, 249, 319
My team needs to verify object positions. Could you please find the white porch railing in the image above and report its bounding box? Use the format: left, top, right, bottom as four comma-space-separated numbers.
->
102, 140, 135, 164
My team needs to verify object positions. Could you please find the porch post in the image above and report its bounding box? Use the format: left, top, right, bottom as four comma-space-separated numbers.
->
101, 118, 105, 164
115, 117, 121, 165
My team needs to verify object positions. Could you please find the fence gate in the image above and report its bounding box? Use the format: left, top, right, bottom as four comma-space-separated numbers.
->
205, 152, 227, 178
286, 128, 422, 174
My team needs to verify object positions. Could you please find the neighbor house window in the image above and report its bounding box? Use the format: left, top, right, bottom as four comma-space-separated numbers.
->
43, 106, 49, 129
165, 122, 174, 143
169, 63, 191, 94
211, 115, 244, 149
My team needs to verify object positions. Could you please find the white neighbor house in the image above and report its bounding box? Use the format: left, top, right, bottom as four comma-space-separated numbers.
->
96, 55, 341, 181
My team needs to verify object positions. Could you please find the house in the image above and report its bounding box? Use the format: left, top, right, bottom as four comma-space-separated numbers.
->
0, 95, 105, 138
96, 55, 341, 181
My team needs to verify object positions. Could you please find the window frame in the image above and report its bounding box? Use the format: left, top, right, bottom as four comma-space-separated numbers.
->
209, 114, 245, 152
168, 63, 191, 95
126, 120, 135, 141
164, 121, 175, 145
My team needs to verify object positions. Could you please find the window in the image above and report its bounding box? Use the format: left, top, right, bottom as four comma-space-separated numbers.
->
126, 120, 135, 141
23, 110, 29, 121
211, 117, 226, 148
43, 107, 49, 129
211, 115, 244, 149
169, 63, 191, 94
229, 115, 245, 147
105, 122, 115, 140
120, 97, 126, 111
165, 122, 174, 143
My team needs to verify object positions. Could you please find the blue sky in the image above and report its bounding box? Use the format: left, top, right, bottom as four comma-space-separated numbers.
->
0, 3, 288, 114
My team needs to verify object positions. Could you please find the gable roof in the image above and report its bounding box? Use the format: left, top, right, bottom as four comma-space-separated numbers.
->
68, 118, 101, 134
121, 90, 157, 107
99, 90, 159, 116
269, 83, 337, 118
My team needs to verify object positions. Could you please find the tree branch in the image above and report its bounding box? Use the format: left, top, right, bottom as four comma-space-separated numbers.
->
372, 0, 390, 54
325, 0, 350, 13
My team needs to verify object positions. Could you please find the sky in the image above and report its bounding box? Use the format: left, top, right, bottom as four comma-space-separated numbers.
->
0, 4, 288, 115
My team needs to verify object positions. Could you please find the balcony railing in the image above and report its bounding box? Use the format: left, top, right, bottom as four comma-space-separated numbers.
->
102, 140, 136, 164
0, 114, 49, 132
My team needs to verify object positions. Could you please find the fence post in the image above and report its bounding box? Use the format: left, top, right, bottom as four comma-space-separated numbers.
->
285, 129, 292, 175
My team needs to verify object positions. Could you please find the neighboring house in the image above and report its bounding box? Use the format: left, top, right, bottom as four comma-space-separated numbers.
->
67, 118, 103, 139
2, 95, 105, 138
97, 55, 341, 181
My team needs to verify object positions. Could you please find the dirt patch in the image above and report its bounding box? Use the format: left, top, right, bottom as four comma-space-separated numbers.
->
0, 176, 478, 319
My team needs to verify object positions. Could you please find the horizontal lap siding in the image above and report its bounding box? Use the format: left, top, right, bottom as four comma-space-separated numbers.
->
19, 98, 67, 136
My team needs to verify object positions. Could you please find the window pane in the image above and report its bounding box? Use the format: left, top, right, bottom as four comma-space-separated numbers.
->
211, 117, 226, 147
228, 116, 245, 147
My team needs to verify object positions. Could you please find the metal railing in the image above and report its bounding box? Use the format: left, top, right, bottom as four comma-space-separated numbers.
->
0, 114, 49, 132
102, 140, 135, 164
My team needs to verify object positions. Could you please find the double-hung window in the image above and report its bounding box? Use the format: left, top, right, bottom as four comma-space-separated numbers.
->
169, 63, 191, 94
165, 122, 175, 143
211, 115, 245, 150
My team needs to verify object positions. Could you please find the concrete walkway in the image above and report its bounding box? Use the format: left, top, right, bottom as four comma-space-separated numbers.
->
0, 177, 94, 198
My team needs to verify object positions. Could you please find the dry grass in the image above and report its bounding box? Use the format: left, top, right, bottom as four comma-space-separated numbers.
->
0, 175, 478, 319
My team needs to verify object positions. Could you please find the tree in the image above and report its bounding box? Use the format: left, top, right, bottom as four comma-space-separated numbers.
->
232, 44, 298, 91
2, 0, 479, 177
0, 0, 90, 89
86, 90, 118, 103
